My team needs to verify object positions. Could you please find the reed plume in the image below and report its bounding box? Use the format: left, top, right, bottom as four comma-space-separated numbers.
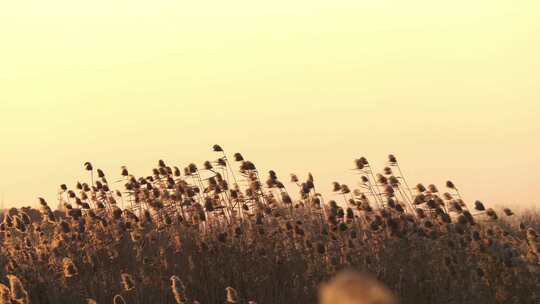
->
6, 275, 29, 304
170, 276, 186, 304
120, 273, 135, 291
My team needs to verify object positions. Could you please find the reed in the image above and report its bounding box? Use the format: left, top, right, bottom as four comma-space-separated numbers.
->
0, 147, 537, 304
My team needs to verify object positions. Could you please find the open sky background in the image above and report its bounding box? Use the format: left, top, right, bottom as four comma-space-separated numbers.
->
1, 1, 539, 209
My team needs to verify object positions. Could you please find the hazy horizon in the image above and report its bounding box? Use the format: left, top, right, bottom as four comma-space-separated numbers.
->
1, 1, 539, 209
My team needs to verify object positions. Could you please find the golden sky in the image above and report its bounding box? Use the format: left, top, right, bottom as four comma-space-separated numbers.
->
0, 1, 539, 209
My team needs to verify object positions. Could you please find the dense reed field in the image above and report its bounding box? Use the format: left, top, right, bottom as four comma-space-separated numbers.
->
0, 145, 538, 304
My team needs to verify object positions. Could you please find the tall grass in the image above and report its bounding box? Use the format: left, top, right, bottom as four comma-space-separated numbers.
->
0, 146, 538, 303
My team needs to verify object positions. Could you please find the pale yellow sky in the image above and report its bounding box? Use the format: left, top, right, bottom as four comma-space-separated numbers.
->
0, 1, 539, 209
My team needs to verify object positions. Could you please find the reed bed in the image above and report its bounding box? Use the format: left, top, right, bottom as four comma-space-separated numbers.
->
0, 146, 538, 304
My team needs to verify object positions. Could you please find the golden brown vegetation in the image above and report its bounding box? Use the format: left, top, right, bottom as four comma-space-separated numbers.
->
0, 146, 538, 303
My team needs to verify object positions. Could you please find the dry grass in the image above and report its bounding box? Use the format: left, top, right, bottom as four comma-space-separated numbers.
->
0, 146, 538, 303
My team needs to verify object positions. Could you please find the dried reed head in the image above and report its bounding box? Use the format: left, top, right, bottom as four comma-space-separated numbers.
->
282, 193, 292, 204
62, 257, 78, 277
486, 208, 498, 220
217, 158, 227, 167
12, 216, 26, 233
354, 159, 364, 170
113, 295, 126, 304
7, 275, 29, 304
0, 283, 10, 304
233, 153, 244, 162
240, 161, 256, 172
38, 197, 48, 206
84, 162, 93, 171
474, 200, 485, 211
503, 208, 514, 216
121, 273, 135, 291
226, 287, 239, 303
188, 163, 198, 174
170, 276, 186, 304
428, 184, 438, 193
121, 166, 129, 177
